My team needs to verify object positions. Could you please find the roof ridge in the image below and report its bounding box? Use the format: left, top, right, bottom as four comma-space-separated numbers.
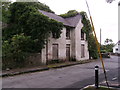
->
39, 9, 81, 27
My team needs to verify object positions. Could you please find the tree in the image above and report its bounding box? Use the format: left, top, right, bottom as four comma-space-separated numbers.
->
101, 38, 114, 52
104, 38, 113, 45
59, 10, 79, 18
1, 2, 11, 23
3, 2, 63, 51
2, 2, 63, 69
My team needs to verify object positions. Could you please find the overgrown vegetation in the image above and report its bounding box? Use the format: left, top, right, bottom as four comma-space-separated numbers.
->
59, 10, 79, 18
2, 2, 63, 69
80, 11, 98, 59
101, 38, 114, 53
60, 10, 98, 59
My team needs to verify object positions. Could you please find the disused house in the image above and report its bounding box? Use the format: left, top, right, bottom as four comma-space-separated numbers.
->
39, 10, 89, 64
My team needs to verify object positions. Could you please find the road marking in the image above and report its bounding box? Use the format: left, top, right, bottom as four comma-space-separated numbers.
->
112, 77, 117, 81
106, 70, 109, 72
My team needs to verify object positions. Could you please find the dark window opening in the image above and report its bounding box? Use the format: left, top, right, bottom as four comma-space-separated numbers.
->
52, 32, 57, 38
81, 44, 85, 58
116, 48, 118, 51
66, 28, 70, 39
81, 31, 84, 40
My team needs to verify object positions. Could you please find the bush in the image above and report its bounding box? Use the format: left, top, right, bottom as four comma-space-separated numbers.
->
70, 57, 76, 62
48, 59, 65, 64
2, 34, 31, 69
59, 10, 79, 18
100, 50, 107, 53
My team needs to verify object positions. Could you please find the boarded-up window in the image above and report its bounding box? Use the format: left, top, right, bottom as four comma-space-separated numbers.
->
66, 28, 70, 39
52, 44, 58, 59
66, 44, 70, 61
81, 44, 85, 58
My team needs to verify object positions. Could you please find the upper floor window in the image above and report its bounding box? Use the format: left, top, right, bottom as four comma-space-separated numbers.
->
66, 28, 70, 39
81, 31, 84, 40
116, 48, 118, 51
52, 32, 57, 38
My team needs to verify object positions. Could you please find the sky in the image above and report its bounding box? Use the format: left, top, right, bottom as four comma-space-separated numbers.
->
37, 0, 118, 44
12, 0, 119, 44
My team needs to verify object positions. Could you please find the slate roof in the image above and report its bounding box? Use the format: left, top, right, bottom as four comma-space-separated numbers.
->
114, 40, 120, 46
39, 10, 82, 27
118, 40, 120, 45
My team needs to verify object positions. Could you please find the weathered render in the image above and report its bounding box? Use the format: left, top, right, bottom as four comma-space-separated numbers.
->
39, 10, 89, 64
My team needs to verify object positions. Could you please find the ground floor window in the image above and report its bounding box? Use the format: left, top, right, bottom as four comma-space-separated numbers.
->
81, 44, 85, 58
66, 44, 70, 61
52, 44, 59, 60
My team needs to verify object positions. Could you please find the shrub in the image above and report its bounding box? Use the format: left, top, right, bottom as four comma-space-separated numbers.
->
48, 59, 65, 64
70, 57, 76, 62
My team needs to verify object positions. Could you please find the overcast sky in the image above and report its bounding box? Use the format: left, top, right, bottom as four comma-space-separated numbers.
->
37, 0, 118, 44
12, 0, 119, 44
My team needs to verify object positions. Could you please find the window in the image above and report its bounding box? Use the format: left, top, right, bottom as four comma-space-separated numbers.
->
66, 44, 70, 61
81, 44, 85, 58
66, 28, 70, 39
52, 44, 58, 59
81, 31, 84, 40
52, 32, 57, 38
116, 48, 118, 51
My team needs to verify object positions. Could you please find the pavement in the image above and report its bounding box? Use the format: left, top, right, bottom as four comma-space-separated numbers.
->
1, 60, 95, 77
2, 55, 120, 89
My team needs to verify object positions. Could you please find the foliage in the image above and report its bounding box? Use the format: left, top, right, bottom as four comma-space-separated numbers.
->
2, 34, 31, 69
100, 38, 114, 53
104, 38, 113, 45
101, 43, 114, 52
59, 10, 79, 18
2, 2, 63, 69
80, 11, 98, 59
88, 34, 99, 59
26, 2, 55, 13
48, 59, 65, 64
1, 2, 11, 23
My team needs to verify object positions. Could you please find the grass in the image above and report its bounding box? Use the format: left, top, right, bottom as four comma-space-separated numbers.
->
47, 59, 97, 68
83, 86, 117, 90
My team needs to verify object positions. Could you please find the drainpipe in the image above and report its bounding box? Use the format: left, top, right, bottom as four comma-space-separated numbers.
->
46, 40, 48, 65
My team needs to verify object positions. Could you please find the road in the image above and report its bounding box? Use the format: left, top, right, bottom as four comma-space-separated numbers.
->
2, 56, 119, 89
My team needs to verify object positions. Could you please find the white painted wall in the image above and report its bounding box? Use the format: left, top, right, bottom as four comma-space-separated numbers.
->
113, 43, 120, 54
41, 19, 89, 64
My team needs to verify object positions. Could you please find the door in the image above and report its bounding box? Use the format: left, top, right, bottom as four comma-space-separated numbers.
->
81, 44, 85, 58
66, 44, 70, 61
52, 44, 58, 60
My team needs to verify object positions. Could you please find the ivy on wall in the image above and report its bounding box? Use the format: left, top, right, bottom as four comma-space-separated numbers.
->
80, 11, 98, 59
2, 2, 63, 69
60, 10, 98, 59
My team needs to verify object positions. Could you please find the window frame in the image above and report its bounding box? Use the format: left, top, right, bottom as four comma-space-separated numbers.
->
66, 28, 71, 39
